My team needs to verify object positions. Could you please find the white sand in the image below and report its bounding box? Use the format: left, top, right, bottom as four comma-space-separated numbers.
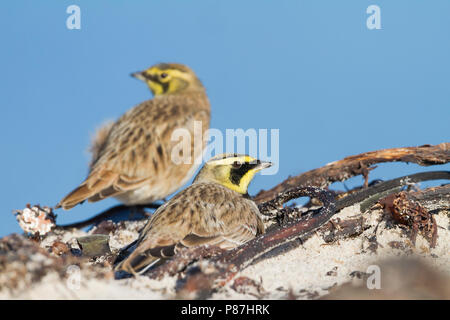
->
1, 205, 449, 299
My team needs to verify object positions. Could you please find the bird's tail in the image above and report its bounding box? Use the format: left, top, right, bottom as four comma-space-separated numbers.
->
114, 241, 177, 275
55, 184, 92, 210
55, 170, 118, 210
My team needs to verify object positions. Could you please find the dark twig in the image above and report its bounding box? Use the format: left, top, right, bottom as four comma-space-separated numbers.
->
254, 143, 450, 204
406, 184, 450, 212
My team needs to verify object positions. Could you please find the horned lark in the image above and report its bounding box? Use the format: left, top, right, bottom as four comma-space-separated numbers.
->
115, 154, 272, 275
56, 63, 210, 210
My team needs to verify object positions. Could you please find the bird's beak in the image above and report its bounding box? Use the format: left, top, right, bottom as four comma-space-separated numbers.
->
255, 160, 273, 171
130, 71, 148, 81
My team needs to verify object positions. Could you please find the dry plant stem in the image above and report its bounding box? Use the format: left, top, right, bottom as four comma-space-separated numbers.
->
254, 143, 450, 204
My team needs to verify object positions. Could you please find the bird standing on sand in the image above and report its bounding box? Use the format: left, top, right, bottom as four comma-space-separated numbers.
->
57, 63, 210, 210
115, 154, 272, 275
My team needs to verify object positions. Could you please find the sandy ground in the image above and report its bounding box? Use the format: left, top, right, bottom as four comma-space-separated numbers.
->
1, 203, 449, 299
215, 205, 450, 299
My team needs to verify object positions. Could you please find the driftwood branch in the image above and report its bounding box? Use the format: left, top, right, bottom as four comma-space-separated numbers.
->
254, 143, 450, 204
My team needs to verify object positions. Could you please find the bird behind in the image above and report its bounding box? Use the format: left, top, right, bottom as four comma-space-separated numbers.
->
56, 63, 210, 210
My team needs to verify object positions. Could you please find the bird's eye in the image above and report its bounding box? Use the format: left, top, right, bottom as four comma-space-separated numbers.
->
160, 72, 169, 79
232, 161, 241, 168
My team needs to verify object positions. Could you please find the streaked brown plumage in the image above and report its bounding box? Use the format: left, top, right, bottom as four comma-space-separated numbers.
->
115, 154, 272, 275
56, 63, 210, 210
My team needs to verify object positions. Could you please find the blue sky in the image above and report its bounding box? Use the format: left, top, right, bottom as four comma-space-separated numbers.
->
1, 1, 449, 237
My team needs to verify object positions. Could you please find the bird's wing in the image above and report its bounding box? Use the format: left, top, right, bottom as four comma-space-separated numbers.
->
116, 183, 264, 273
57, 95, 210, 209
180, 187, 264, 249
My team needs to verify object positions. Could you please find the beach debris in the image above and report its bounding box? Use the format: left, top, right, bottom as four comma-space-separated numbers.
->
145, 245, 225, 280
46, 144, 449, 233
174, 264, 217, 299
77, 235, 111, 257
406, 184, 450, 212
51, 241, 70, 256
147, 187, 336, 297
323, 258, 450, 299
0, 234, 74, 291
337, 171, 450, 213
5, 143, 449, 299
231, 276, 266, 298
320, 216, 368, 243
326, 267, 338, 277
